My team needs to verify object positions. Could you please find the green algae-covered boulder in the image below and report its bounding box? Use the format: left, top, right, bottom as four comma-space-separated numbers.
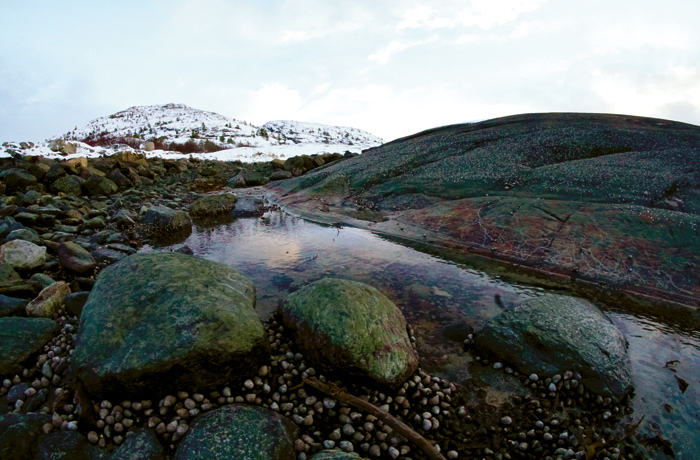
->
0, 317, 58, 375
174, 405, 298, 460
475, 294, 633, 402
280, 278, 418, 388
71, 252, 269, 399
189, 193, 238, 217
51, 175, 84, 196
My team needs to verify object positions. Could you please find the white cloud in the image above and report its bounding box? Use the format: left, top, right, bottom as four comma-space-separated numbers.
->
368, 37, 436, 65
244, 83, 304, 124
397, 0, 548, 30
588, 22, 695, 54
590, 66, 700, 123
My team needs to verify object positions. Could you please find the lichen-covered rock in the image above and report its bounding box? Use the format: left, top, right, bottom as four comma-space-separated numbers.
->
51, 175, 84, 196
36, 431, 107, 460
57, 241, 96, 274
475, 294, 633, 401
84, 174, 118, 196
26, 281, 71, 318
71, 252, 268, 399
173, 405, 298, 460
142, 205, 192, 236
190, 193, 238, 217
111, 428, 165, 460
281, 278, 417, 388
0, 239, 46, 270
0, 317, 58, 375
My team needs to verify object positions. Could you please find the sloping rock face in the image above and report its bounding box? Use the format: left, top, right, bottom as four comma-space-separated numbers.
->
474, 294, 633, 402
70, 252, 268, 399
266, 113, 700, 309
280, 278, 417, 388
173, 404, 298, 460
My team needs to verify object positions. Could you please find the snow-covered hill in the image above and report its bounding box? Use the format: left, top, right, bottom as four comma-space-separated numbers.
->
1, 104, 383, 162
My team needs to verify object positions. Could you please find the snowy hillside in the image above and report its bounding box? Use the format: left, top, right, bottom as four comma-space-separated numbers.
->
62, 103, 382, 153
2, 103, 383, 162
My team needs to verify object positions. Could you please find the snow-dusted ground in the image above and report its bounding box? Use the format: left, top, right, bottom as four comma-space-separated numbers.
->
0, 141, 368, 163
1, 103, 382, 162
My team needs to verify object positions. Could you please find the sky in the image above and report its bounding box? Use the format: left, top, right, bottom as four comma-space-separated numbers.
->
1, 0, 699, 143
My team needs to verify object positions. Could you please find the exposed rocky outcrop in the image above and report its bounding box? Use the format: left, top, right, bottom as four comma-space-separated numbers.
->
266, 113, 700, 310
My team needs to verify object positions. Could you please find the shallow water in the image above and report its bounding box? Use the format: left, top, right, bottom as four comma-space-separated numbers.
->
147, 210, 700, 459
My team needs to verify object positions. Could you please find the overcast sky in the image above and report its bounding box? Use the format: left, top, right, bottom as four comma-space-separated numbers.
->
2, 0, 699, 143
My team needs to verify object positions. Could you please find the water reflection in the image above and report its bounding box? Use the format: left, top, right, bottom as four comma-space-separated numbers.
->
145, 210, 699, 459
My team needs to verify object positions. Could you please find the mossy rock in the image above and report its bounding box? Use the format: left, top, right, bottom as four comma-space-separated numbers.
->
190, 194, 238, 217
71, 252, 269, 399
174, 405, 298, 460
280, 278, 417, 388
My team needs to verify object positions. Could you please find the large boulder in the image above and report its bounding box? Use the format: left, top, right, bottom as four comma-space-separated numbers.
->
190, 194, 238, 217
35, 431, 106, 460
280, 278, 417, 388
70, 252, 269, 399
173, 405, 298, 460
0, 317, 58, 375
57, 241, 97, 274
0, 240, 46, 270
474, 294, 633, 402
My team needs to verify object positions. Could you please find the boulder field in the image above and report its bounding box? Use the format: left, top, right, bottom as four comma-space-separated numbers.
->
265, 113, 700, 311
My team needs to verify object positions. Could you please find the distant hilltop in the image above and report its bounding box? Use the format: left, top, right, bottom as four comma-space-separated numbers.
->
1, 104, 383, 163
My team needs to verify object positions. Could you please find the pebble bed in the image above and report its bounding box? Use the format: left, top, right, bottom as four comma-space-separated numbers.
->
1, 309, 642, 460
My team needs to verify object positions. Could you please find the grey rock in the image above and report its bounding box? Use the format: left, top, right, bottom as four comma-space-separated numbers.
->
0, 240, 46, 270
57, 241, 96, 274
474, 294, 633, 401
174, 404, 298, 460
231, 196, 266, 217
0, 294, 27, 318
6, 228, 41, 244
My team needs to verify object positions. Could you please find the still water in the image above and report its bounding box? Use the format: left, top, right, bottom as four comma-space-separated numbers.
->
147, 210, 700, 459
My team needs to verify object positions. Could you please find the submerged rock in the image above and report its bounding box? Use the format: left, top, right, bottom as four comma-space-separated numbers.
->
174, 404, 298, 460
71, 252, 268, 399
231, 196, 266, 217
281, 278, 417, 388
474, 294, 633, 401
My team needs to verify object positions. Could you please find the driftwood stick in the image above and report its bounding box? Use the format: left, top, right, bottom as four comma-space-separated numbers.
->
303, 377, 446, 460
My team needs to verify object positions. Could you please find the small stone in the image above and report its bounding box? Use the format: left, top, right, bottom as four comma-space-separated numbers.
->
422, 419, 433, 430
388, 446, 400, 459
87, 431, 99, 443
548, 383, 557, 392
493, 362, 503, 369
501, 416, 513, 425
529, 373, 539, 382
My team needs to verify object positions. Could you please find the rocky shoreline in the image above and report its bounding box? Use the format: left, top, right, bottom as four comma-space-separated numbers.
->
0, 151, 658, 459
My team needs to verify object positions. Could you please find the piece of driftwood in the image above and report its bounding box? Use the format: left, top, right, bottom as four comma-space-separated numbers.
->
303, 377, 447, 460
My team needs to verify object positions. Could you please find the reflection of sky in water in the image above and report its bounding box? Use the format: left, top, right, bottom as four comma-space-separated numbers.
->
161, 211, 699, 459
